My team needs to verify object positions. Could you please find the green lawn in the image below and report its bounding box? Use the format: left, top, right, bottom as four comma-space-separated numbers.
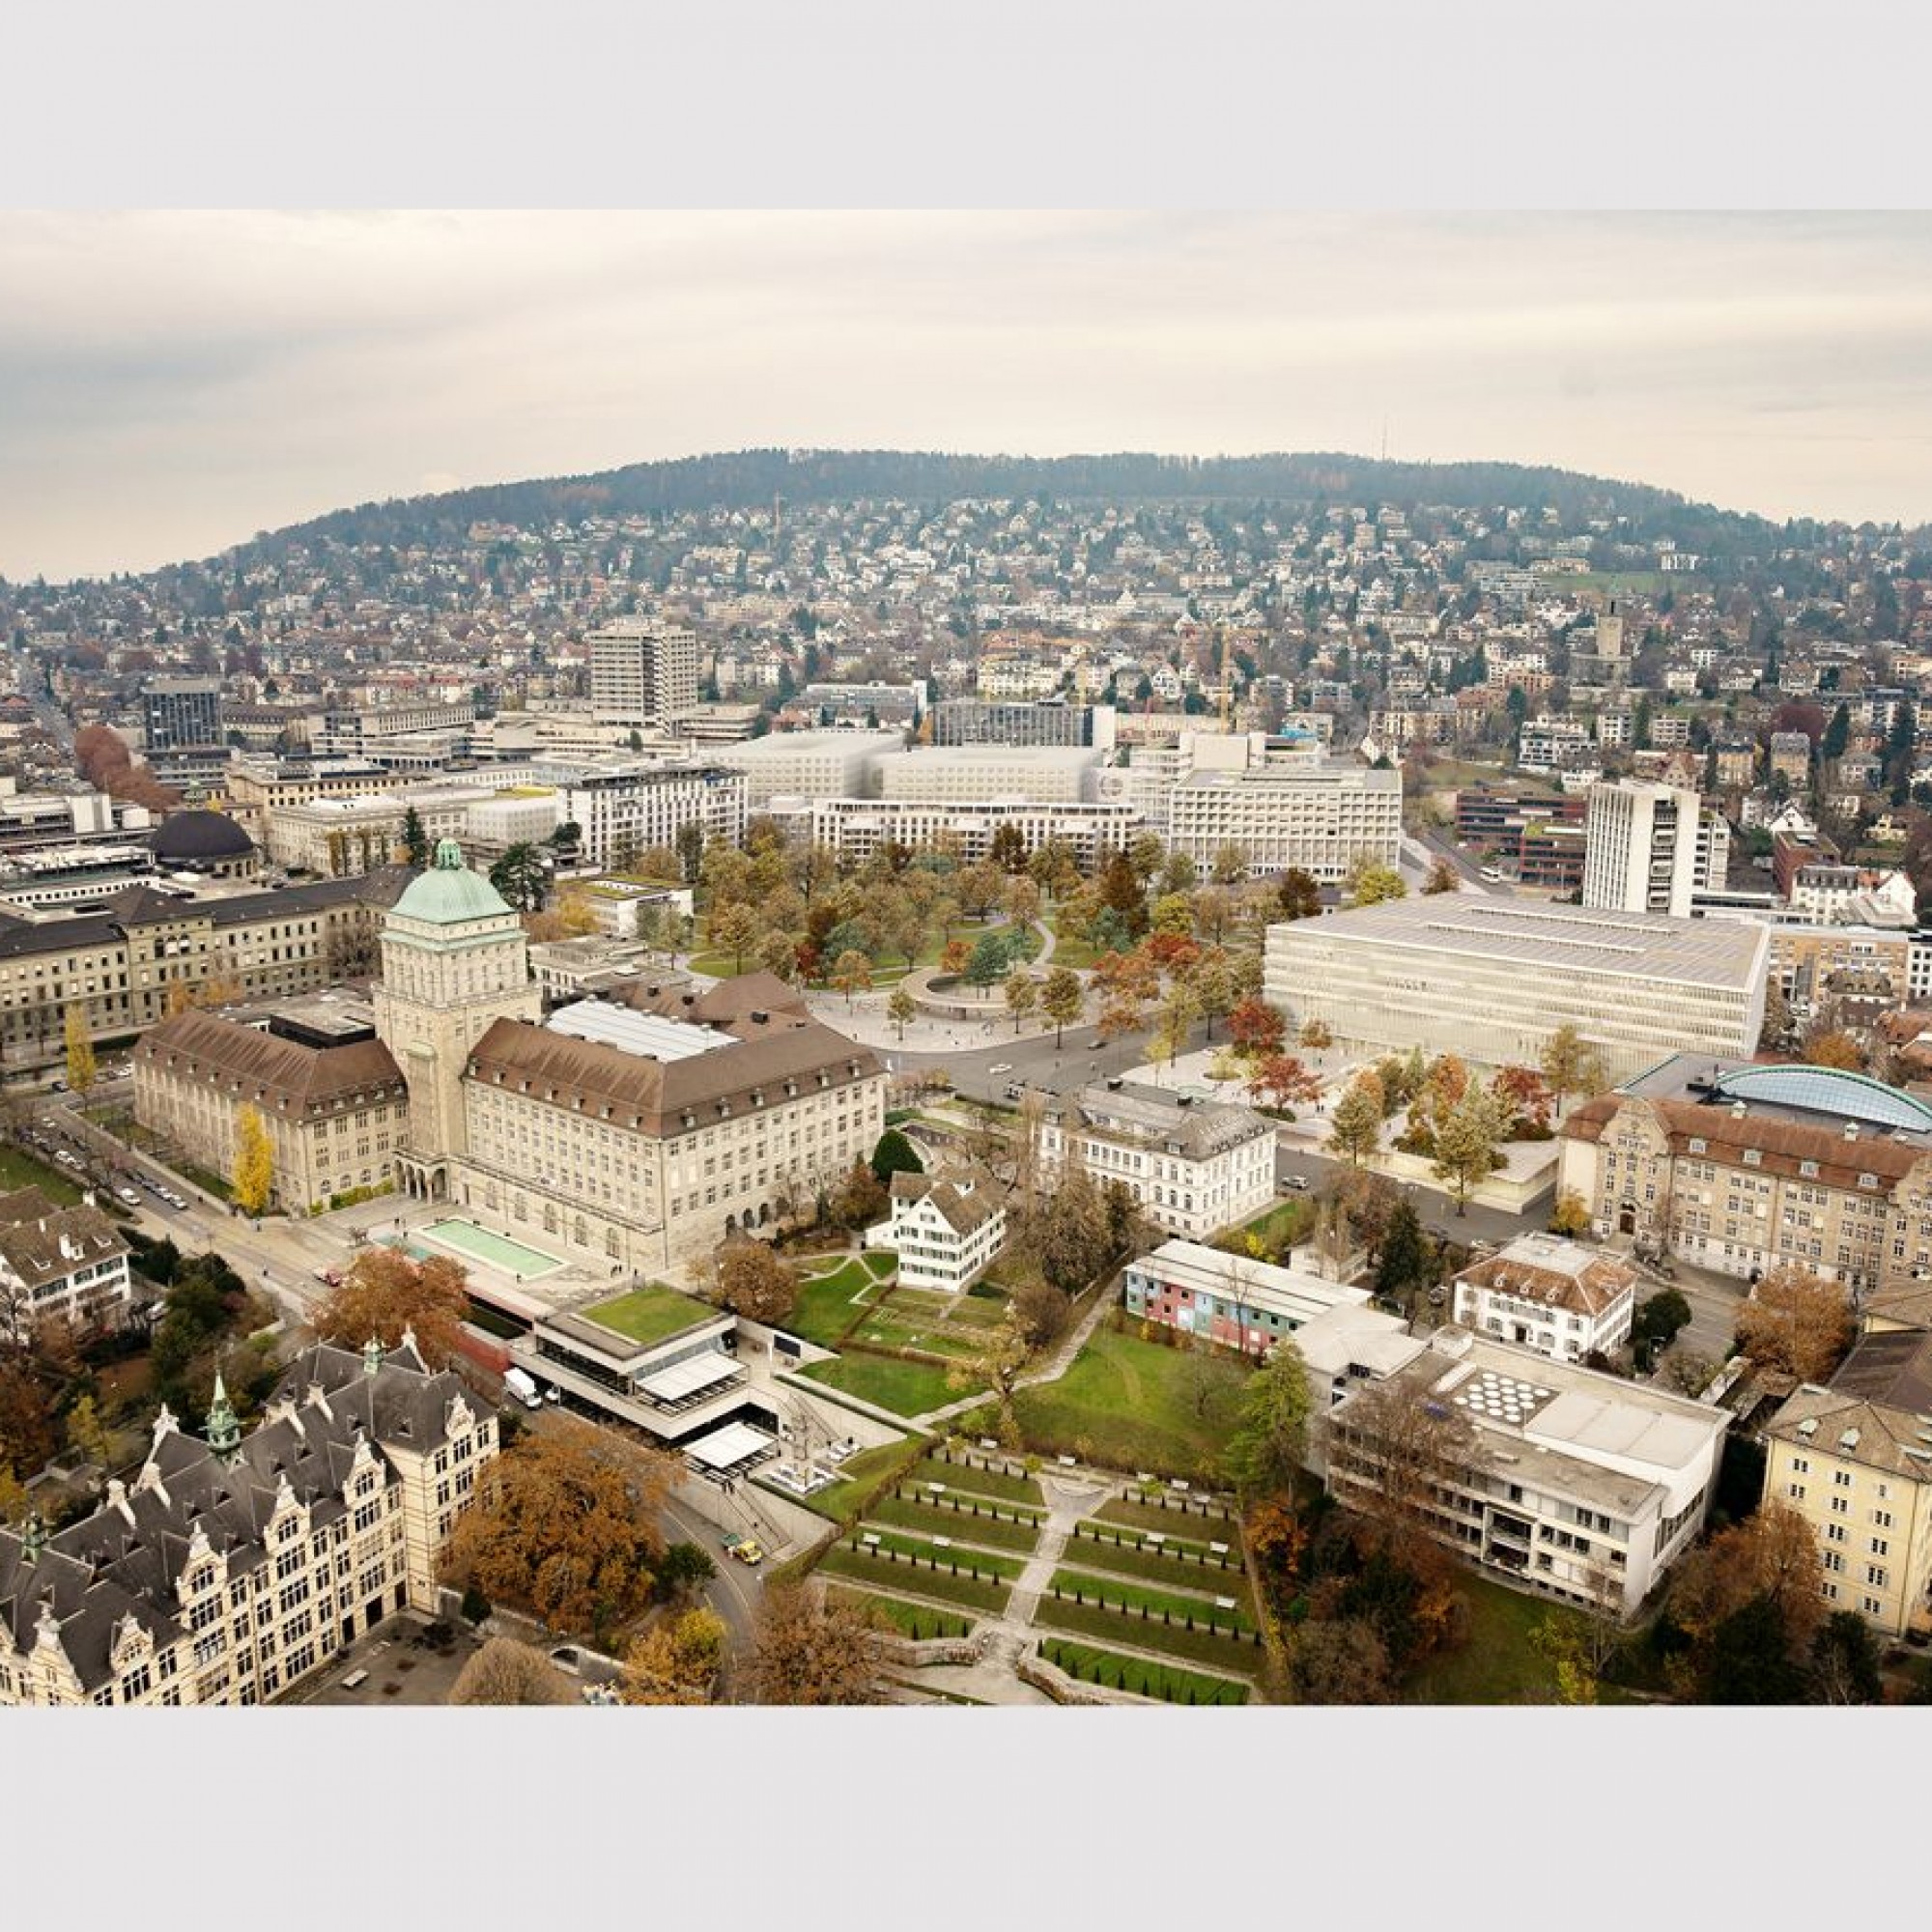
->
1046, 911, 1106, 972
787, 1269, 878, 1347
911, 1457, 1043, 1507
868, 1493, 1042, 1554
861, 1251, 898, 1281
0, 1145, 84, 1207
798, 1352, 982, 1417
1239, 1198, 1314, 1256
1050, 1567, 1255, 1633
1400, 1571, 1572, 1706
827, 1588, 974, 1642
182, 1163, 233, 1203
1008, 1328, 1249, 1481
1059, 1529, 1244, 1594
1038, 1637, 1249, 1706
849, 1527, 1025, 1581
816, 1545, 1012, 1614
581, 1282, 713, 1346
845, 1292, 994, 1361
1033, 1598, 1263, 1677
1085, 1505, 1232, 1557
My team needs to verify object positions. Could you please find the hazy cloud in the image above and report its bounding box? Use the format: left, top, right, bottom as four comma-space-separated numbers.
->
4, 211, 1932, 580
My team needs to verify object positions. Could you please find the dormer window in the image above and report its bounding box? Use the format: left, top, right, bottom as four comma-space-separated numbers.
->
1688, 1137, 1706, 1155
1742, 1149, 1761, 1167
1859, 1173, 1879, 1190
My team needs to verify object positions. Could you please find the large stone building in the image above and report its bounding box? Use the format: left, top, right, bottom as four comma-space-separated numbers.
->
1037, 1081, 1273, 1242
0, 1337, 496, 1706
0, 869, 411, 1076
134, 1000, 412, 1215
129, 840, 886, 1271
1761, 1328, 1932, 1637
455, 974, 886, 1269
1558, 1056, 1932, 1298
1264, 897, 1769, 1084
372, 839, 545, 1202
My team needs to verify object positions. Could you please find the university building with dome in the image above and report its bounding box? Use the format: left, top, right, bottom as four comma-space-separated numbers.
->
134, 840, 886, 1268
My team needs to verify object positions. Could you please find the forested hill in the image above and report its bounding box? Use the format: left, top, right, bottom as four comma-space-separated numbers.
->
234, 448, 1801, 562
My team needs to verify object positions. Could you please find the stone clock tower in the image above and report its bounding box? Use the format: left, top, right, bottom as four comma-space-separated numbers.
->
373, 839, 539, 1200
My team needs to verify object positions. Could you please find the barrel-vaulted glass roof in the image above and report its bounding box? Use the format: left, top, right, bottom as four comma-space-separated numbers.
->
1711, 1064, 1932, 1134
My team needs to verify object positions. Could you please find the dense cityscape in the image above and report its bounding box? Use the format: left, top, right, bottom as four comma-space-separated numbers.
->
0, 443, 1928, 1710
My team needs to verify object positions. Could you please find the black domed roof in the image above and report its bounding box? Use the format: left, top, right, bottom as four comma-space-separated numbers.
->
153, 809, 254, 863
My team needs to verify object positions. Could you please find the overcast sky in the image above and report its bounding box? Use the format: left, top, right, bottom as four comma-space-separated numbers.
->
4, 210, 1931, 582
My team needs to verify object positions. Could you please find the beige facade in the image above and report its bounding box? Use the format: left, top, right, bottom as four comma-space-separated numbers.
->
0, 1341, 496, 1706
454, 983, 886, 1270
1761, 1331, 1932, 1636
372, 842, 541, 1200
1559, 1092, 1929, 1296
0, 871, 407, 1074
134, 1009, 410, 1214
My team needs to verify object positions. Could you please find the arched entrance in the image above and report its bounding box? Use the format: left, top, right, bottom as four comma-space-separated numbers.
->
1617, 1204, 1635, 1235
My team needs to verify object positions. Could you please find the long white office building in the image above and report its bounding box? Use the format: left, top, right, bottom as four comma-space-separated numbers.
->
707, 730, 904, 804
808, 797, 1141, 870
871, 745, 1102, 804
1263, 896, 1769, 1083
1166, 760, 1402, 879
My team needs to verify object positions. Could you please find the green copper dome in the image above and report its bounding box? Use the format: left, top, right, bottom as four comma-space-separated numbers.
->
391, 839, 516, 924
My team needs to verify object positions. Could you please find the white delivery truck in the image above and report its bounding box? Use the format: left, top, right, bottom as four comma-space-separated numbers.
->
503, 1366, 543, 1409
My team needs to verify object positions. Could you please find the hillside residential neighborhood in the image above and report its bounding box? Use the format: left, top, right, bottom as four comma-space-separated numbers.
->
6, 429, 1932, 1719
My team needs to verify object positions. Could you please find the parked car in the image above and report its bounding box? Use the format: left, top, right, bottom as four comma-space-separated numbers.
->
116, 1187, 141, 1207
987, 1063, 1013, 1077
722, 1532, 764, 1566
1277, 1174, 1310, 1193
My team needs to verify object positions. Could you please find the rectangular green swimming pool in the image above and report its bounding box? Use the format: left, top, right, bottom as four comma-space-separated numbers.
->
418, 1218, 565, 1278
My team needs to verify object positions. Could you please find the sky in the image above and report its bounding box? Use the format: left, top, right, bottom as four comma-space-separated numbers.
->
4, 210, 1932, 583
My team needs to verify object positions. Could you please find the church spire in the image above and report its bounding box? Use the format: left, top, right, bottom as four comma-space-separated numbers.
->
205, 1373, 242, 1462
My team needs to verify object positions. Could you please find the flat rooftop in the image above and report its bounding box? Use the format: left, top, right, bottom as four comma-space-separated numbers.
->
546, 998, 737, 1062
1274, 896, 1767, 989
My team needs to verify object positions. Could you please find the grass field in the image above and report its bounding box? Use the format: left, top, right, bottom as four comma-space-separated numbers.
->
0, 1145, 84, 1207
910, 1457, 1043, 1507
868, 1493, 1042, 1554
1045, 912, 1106, 973
827, 1588, 974, 1642
852, 1527, 1025, 1580
1008, 1327, 1248, 1481
816, 1545, 1012, 1615
581, 1282, 712, 1346
845, 1290, 995, 1361
1058, 1529, 1244, 1594
1401, 1571, 1571, 1706
1086, 1503, 1234, 1555
1038, 1637, 1249, 1706
1050, 1568, 1254, 1633
798, 1351, 981, 1417
1033, 1598, 1263, 1677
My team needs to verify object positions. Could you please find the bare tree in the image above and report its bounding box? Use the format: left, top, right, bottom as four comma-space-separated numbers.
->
448, 1637, 577, 1706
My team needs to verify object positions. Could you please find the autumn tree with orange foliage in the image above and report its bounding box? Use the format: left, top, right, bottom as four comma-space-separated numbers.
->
439, 1418, 677, 1643
1662, 1502, 1826, 1702
311, 1247, 470, 1369
1734, 1264, 1855, 1383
